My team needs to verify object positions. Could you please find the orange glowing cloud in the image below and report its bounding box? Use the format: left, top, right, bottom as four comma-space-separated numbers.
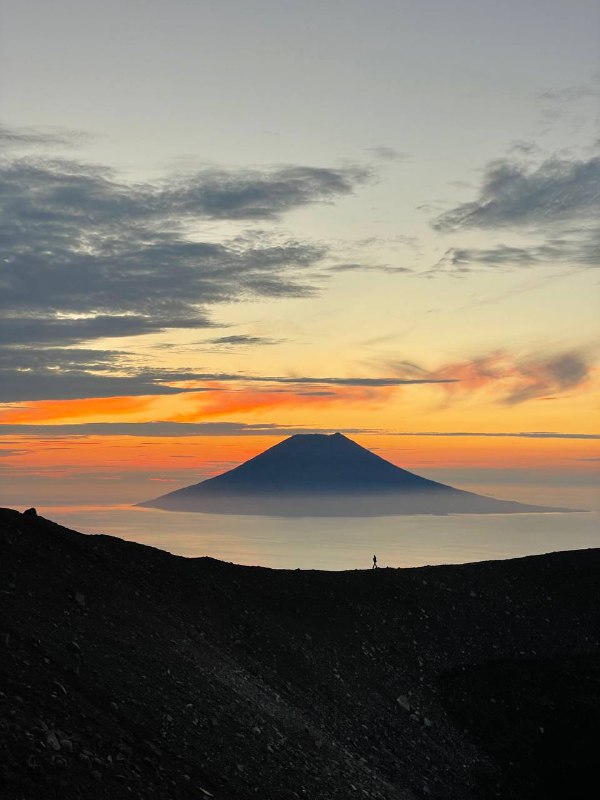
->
0, 395, 162, 424
173, 384, 395, 421
0, 383, 397, 426
424, 350, 593, 404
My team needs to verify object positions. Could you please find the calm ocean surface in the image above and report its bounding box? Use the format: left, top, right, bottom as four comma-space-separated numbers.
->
34, 504, 600, 571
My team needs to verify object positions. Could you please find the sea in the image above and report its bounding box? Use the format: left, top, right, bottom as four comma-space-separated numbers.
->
31, 502, 600, 571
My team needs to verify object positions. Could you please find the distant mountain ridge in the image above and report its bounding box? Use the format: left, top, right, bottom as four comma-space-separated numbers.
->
140, 432, 568, 516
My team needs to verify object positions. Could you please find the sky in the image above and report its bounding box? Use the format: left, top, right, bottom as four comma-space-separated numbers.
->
1, 0, 598, 509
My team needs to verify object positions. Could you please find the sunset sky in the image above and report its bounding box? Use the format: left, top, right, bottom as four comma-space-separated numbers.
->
1, 0, 598, 510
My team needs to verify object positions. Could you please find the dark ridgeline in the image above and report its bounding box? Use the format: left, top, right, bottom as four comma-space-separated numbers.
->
2, 507, 599, 799
139, 432, 567, 515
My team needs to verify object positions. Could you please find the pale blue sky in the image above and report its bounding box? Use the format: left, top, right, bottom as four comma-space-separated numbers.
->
3, 0, 598, 172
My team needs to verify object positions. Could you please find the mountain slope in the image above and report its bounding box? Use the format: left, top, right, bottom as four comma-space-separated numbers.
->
140, 433, 561, 515
2, 507, 599, 799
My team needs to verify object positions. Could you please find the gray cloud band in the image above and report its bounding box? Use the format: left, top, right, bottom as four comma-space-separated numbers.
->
390, 431, 599, 440
433, 155, 600, 231
0, 423, 595, 439
0, 133, 370, 358
431, 153, 600, 271
0, 345, 590, 403
0, 422, 371, 437
0, 358, 457, 402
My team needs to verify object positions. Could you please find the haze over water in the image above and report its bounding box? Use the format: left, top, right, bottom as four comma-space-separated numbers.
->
28, 502, 600, 571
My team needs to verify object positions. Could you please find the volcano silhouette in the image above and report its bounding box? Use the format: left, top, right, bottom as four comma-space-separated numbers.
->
139, 433, 566, 516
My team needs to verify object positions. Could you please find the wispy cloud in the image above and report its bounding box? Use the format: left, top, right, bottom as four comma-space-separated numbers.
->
433, 236, 599, 272
386, 349, 594, 404
0, 340, 592, 406
183, 373, 455, 387
433, 155, 600, 231
431, 150, 600, 273
0, 122, 88, 149
0, 422, 596, 440
0, 341, 458, 402
365, 146, 409, 162
390, 431, 600, 440
537, 78, 600, 136
206, 335, 282, 346
434, 350, 592, 404
0, 422, 374, 437
326, 263, 412, 274
0, 447, 31, 455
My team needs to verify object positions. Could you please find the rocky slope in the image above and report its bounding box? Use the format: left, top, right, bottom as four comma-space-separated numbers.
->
1, 507, 599, 799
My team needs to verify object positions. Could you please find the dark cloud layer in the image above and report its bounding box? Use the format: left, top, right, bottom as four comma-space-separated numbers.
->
0, 347, 120, 371
0, 130, 372, 398
161, 165, 370, 220
0, 157, 324, 339
1, 128, 369, 360
432, 152, 600, 272
0, 347, 197, 401
433, 155, 600, 231
0, 371, 198, 402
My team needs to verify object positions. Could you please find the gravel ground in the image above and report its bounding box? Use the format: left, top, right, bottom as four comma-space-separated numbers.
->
1, 507, 599, 799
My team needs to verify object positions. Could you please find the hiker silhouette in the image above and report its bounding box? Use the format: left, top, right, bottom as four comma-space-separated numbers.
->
372, 554, 378, 569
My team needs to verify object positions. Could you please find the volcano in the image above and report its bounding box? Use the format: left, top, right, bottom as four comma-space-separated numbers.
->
139, 432, 565, 516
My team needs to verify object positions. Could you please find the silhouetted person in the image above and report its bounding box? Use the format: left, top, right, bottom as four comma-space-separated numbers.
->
372, 554, 378, 569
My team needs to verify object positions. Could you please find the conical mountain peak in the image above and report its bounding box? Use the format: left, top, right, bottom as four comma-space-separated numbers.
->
139, 433, 560, 516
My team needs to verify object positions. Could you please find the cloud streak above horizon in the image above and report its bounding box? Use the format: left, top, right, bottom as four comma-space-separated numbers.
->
0, 339, 458, 402
0, 343, 593, 405
387, 349, 594, 405
0, 422, 596, 439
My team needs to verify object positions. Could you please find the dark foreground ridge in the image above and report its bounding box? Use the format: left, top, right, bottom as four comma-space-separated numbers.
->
140, 433, 565, 515
2, 508, 599, 799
